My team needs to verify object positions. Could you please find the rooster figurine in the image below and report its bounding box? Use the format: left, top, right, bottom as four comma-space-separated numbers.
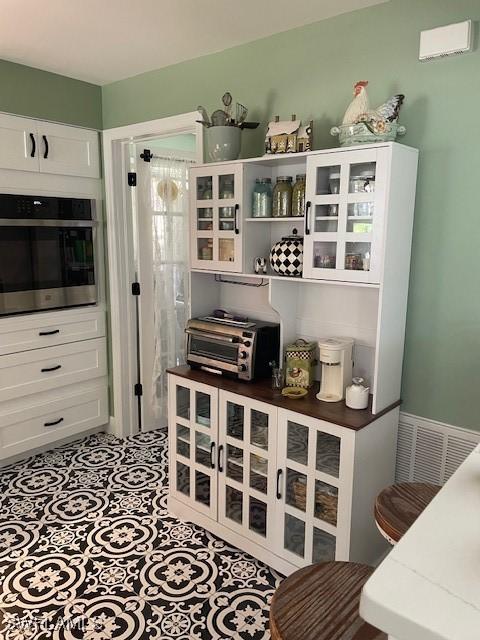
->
342, 81, 404, 134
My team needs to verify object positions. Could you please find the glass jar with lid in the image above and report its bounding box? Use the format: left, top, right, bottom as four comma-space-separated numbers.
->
252, 178, 273, 218
272, 176, 293, 217
291, 174, 306, 217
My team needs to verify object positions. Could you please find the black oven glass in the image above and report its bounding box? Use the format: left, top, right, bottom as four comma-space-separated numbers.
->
190, 336, 238, 364
0, 226, 95, 293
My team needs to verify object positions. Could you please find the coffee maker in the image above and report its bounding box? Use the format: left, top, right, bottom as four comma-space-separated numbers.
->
316, 338, 354, 402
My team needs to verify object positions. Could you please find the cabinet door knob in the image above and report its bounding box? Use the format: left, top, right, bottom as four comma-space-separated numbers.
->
29, 133, 36, 158
42, 135, 49, 159
276, 469, 283, 500
210, 441, 216, 469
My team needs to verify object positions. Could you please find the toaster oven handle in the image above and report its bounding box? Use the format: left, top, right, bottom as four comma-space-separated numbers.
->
185, 328, 239, 343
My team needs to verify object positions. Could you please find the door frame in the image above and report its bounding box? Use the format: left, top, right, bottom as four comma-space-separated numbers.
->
103, 112, 203, 437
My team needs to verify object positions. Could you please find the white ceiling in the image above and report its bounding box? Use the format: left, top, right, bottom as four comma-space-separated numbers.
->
0, 0, 387, 85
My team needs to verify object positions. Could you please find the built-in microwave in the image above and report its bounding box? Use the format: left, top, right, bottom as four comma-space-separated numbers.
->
0, 194, 97, 316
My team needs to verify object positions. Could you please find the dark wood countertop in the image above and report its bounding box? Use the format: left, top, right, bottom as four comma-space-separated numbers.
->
167, 366, 401, 431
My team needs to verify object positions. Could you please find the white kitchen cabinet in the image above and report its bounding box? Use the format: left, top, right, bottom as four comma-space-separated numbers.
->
0, 337, 107, 403
303, 146, 388, 283
168, 371, 398, 575
218, 391, 278, 550
190, 163, 243, 272
0, 113, 100, 179
37, 121, 100, 179
0, 114, 40, 172
168, 376, 218, 520
0, 382, 108, 460
274, 409, 354, 566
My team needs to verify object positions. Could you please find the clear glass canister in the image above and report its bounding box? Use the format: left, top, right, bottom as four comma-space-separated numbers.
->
272, 176, 293, 217
291, 174, 306, 217
252, 178, 273, 217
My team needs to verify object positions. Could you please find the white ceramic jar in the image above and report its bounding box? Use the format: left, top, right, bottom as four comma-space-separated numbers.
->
345, 377, 370, 410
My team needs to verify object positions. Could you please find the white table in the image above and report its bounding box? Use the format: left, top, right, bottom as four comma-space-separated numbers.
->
360, 444, 480, 640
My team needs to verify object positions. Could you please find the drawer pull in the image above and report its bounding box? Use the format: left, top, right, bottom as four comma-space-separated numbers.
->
210, 441, 216, 469
39, 329, 60, 336
41, 364, 62, 373
44, 417, 64, 427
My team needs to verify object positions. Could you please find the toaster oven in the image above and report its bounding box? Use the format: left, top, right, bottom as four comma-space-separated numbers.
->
186, 316, 280, 381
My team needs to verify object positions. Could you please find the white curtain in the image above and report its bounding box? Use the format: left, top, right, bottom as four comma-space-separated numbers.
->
143, 155, 192, 424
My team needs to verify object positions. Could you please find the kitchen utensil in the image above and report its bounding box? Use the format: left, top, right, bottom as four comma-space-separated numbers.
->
197, 106, 210, 126
236, 102, 248, 125
281, 387, 308, 400
222, 92, 233, 121
211, 109, 229, 127
196, 120, 212, 128
238, 121, 260, 130
345, 377, 370, 409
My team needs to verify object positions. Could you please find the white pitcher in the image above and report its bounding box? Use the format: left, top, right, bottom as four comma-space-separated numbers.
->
345, 377, 370, 410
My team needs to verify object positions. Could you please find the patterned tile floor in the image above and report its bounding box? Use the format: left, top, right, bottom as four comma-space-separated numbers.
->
0, 429, 283, 639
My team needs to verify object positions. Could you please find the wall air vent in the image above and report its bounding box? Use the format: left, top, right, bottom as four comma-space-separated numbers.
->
419, 20, 472, 61
395, 413, 479, 485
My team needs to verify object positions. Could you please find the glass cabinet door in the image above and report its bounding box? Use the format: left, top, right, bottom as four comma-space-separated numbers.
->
303, 148, 386, 283
275, 410, 354, 567
169, 376, 218, 519
218, 392, 277, 548
190, 165, 243, 272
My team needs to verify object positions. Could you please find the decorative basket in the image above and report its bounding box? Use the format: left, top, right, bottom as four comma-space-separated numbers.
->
270, 234, 303, 277
293, 481, 337, 526
330, 122, 406, 147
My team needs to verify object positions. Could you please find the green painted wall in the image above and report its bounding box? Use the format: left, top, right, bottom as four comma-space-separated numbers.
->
104, 0, 479, 431
0, 59, 102, 129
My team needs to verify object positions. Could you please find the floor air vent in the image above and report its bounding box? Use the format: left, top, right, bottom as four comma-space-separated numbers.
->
396, 413, 479, 485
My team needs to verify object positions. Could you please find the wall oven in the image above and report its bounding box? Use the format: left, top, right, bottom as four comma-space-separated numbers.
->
0, 194, 97, 316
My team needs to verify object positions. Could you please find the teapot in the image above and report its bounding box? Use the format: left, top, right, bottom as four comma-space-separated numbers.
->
345, 377, 370, 410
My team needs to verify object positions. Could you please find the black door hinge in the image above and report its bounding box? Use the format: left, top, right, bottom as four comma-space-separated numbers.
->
128, 172, 137, 187
134, 383, 143, 397
131, 282, 140, 296
140, 148, 153, 162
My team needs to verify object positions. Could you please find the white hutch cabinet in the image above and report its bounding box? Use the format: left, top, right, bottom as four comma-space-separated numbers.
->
171, 141, 418, 574
168, 369, 398, 576
190, 164, 243, 272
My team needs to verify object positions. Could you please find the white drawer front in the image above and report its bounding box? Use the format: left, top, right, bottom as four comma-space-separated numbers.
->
0, 385, 108, 459
0, 338, 107, 402
0, 310, 105, 356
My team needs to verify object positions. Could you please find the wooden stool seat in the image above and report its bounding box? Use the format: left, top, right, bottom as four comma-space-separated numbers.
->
269, 562, 386, 640
374, 482, 441, 544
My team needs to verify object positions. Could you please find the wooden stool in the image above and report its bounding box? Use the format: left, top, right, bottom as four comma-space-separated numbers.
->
269, 562, 386, 640
374, 482, 441, 544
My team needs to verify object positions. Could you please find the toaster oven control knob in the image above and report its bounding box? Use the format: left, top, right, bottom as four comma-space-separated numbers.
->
239, 350, 248, 359
238, 364, 248, 373
243, 340, 251, 347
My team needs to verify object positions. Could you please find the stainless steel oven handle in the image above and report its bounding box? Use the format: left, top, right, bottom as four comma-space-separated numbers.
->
185, 328, 239, 344
0, 219, 97, 227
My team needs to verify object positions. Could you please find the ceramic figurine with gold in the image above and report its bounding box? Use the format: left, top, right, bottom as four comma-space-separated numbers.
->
331, 80, 406, 146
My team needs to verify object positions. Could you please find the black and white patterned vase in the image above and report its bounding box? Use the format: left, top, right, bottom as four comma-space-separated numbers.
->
270, 234, 304, 277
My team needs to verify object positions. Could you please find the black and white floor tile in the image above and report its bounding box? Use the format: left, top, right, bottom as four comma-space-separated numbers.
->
0, 429, 282, 639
